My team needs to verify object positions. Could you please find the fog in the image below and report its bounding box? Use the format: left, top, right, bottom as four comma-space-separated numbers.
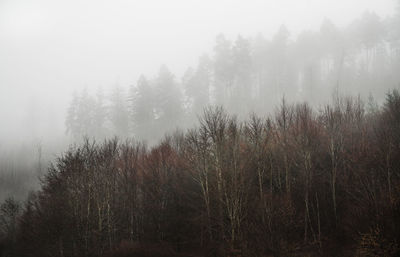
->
0, 0, 395, 140
0, 0, 399, 200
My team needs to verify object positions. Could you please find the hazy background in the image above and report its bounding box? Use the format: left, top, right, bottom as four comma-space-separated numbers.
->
0, 0, 396, 143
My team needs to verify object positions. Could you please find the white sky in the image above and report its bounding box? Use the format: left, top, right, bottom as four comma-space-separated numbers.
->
0, 0, 396, 141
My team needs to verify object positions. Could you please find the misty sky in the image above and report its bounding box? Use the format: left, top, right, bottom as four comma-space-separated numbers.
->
0, 0, 396, 142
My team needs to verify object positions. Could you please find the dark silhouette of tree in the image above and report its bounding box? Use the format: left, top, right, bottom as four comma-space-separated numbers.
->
129, 75, 155, 141
65, 91, 80, 140
231, 36, 252, 115
184, 55, 212, 118
213, 34, 233, 106
65, 89, 98, 141
109, 85, 130, 138
269, 25, 293, 98
93, 87, 108, 139
154, 65, 183, 135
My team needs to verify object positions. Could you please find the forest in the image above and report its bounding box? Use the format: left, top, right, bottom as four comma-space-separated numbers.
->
1, 1, 400, 257
1, 91, 400, 257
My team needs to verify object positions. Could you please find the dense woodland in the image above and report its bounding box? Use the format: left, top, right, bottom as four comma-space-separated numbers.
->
1, 5, 400, 257
1, 90, 400, 257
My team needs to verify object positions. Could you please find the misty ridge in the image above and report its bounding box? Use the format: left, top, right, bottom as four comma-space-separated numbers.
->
1, 0, 400, 257
65, 10, 399, 143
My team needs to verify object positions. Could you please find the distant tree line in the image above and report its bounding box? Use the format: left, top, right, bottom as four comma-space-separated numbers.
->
66, 66, 185, 143
1, 90, 400, 257
65, 8, 400, 144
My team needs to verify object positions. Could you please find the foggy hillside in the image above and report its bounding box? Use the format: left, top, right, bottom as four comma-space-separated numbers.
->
1, 0, 400, 256
0, 0, 397, 146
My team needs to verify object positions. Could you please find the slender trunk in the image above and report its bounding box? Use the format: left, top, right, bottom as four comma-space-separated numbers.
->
277, 167, 282, 191
386, 151, 392, 203
284, 154, 290, 195
304, 202, 308, 243
316, 193, 322, 249
257, 164, 265, 225
204, 160, 212, 241
85, 184, 91, 255
304, 151, 314, 243
107, 201, 112, 250
98, 205, 102, 232
332, 169, 337, 223
330, 138, 338, 224
216, 155, 225, 241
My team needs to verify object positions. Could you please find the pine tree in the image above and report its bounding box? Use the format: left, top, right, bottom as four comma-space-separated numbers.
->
129, 75, 155, 140
109, 85, 130, 138
231, 35, 252, 115
65, 91, 79, 139
155, 65, 183, 134
184, 55, 211, 116
213, 34, 233, 106
93, 87, 107, 139
76, 88, 96, 139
